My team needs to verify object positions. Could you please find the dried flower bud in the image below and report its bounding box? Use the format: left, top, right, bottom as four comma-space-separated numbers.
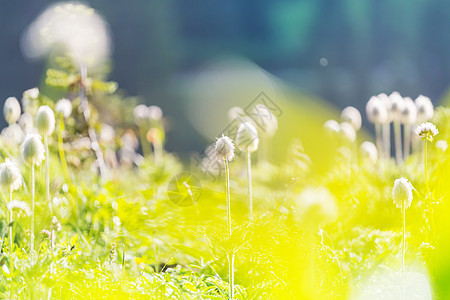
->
236, 122, 259, 153
36, 105, 55, 136
21, 133, 45, 166
341, 106, 362, 130
0, 159, 22, 191
360, 141, 378, 164
392, 177, 413, 209
415, 95, 434, 123
215, 135, 235, 162
4, 97, 21, 125
400, 97, 417, 125
366, 96, 388, 124
55, 98, 72, 118
339, 122, 356, 143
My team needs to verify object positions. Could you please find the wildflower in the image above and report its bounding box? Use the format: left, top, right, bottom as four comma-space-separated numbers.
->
19, 112, 34, 133
36, 105, 55, 136
0, 159, 22, 191
415, 95, 434, 123
215, 135, 235, 162
55, 98, 72, 118
236, 122, 259, 153
392, 178, 413, 209
341, 106, 362, 130
400, 97, 417, 125
415, 122, 438, 142
7, 200, 31, 216
360, 141, 378, 164
3, 97, 21, 125
40, 229, 51, 239
388, 92, 405, 120
148, 105, 163, 121
339, 122, 356, 143
21, 133, 45, 166
133, 104, 149, 124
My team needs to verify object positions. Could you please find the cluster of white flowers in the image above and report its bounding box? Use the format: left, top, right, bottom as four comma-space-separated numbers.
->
415, 122, 439, 142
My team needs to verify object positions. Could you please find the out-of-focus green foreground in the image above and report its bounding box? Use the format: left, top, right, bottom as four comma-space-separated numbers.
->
1, 55, 450, 300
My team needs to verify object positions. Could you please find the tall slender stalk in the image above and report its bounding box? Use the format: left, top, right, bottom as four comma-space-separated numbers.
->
424, 140, 430, 199
394, 122, 402, 163
403, 124, 411, 160
44, 135, 54, 250
382, 123, 390, 159
375, 124, 383, 159
9, 189, 13, 300
247, 151, 253, 220
224, 158, 233, 299
402, 201, 406, 271
139, 125, 150, 158
31, 164, 35, 253
58, 113, 69, 180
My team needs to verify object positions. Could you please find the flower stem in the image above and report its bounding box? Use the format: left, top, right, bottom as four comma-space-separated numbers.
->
394, 121, 402, 164
58, 113, 70, 181
247, 151, 253, 220
224, 158, 233, 299
45, 135, 55, 250
424, 140, 430, 199
402, 202, 406, 272
375, 124, 383, 159
9, 189, 13, 300
31, 164, 35, 253
403, 124, 411, 160
139, 125, 151, 158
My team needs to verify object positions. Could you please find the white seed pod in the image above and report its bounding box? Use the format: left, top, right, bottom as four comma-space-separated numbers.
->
388, 92, 405, 121
19, 112, 34, 134
21, 133, 45, 166
236, 122, 259, 153
366, 96, 388, 124
392, 177, 413, 209
378, 93, 392, 123
36, 105, 55, 136
3, 97, 21, 125
215, 135, 235, 162
0, 159, 22, 191
341, 106, 362, 130
133, 104, 149, 124
252, 104, 278, 136
400, 97, 417, 125
323, 119, 340, 136
360, 141, 378, 163
148, 105, 163, 121
415, 95, 434, 123
296, 186, 338, 225
55, 98, 72, 118
339, 122, 356, 143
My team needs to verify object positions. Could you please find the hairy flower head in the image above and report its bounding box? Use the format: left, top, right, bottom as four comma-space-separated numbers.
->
36, 105, 55, 136
21, 133, 45, 166
236, 122, 259, 153
392, 177, 413, 209
415, 95, 434, 123
0, 159, 22, 191
4, 97, 21, 125
215, 135, 235, 162
360, 141, 378, 164
415, 122, 438, 142
366, 96, 388, 124
341, 106, 362, 130
55, 98, 72, 118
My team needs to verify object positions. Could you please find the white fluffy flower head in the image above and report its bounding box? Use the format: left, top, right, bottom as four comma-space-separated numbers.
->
215, 135, 235, 162
55, 98, 72, 118
236, 122, 259, 153
0, 159, 22, 191
400, 97, 417, 125
148, 106, 163, 121
415, 122, 438, 142
339, 122, 356, 143
36, 105, 55, 136
133, 104, 149, 124
388, 92, 405, 121
21, 133, 45, 166
366, 96, 388, 124
4, 97, 21, 125
323, 120, 340, 135
392, 177, 413, 209
341, 106, 362, 130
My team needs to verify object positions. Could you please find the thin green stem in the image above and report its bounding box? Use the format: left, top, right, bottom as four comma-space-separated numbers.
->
402, 202, 406, 272
424, 140, 430, 199
247, 151, 253, 220
139, 125, 150, 158
31, 164, 35, 253
58, 113, 70, 181
394, 122, 402, 164
224, 158, 233, 299
45, 135, 54, 250
375, 124, 383, 159
9, 189, 13, 300
403, 124, 411, 160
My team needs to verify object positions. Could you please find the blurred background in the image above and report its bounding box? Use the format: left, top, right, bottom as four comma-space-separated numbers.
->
1, 0, 449, 154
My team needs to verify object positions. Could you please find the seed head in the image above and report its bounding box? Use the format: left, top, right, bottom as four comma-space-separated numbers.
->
366, 96, 388, 124
0, 159, 22, 191
388, 92, 405, 121
415, 95, 434, 123
323, 120, 340, 136
341, 106, 362, 130
133, 104, 149, 124
360, 141, 378, 164
215, 135, 235, 162
21, 133, 45, 166
148, 105, 163, 121
415, 122, 438, 142
4, 97, 21, 125
236, 122, 259, 153
55, 98, 72, 118
392, 177, 413, 209
36, 105, 55, 136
